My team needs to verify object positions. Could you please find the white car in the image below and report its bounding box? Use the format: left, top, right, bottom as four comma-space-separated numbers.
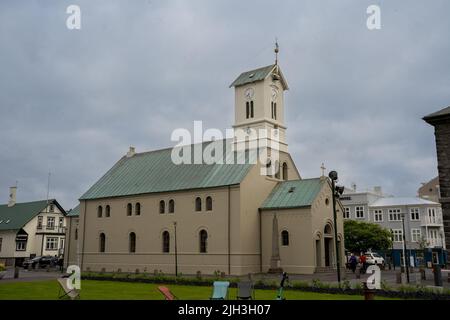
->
364, 252, 385, 266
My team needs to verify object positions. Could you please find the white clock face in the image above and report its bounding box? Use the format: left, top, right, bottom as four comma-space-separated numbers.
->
271, 87, 278, 100
244, 87, 254, 100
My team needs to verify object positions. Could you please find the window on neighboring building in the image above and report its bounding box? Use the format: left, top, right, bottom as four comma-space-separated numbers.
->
49, 204, 55, 212
411, 229, 422, 242
282, 162, 288, 181
392, 229, 403, 242
199, 230, 208, 253
206, 197, 212, 211
135, 203, 141, 216
16, 241, 26, 251
99, 233, 105, 253
47, 217, 55, 230
129, 232, 136, 253
281, 230, 289, 246
37, 216, 43, 229
355, 206, 364, 218
162, 231, 170, 253
195, 197, 202, 212
59, 218, 63, 229
159, 200, 165, 214
168, 200, 175, 213
410, 208, 420, 221
388, 209, 402, 221
46, 237, 58, 250
427, 208, 437, 224
343, 207, 350, 219
374, 209, 383, 222
127, 203, 132, 216
105, 205, 111, 217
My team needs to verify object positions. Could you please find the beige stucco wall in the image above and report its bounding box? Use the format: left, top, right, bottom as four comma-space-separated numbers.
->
64, 216, 79, 268
261, 181, 345, 274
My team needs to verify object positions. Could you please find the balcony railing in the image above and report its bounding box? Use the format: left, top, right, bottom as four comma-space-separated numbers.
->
420, 216, 443, 226
36, 225, 66, 233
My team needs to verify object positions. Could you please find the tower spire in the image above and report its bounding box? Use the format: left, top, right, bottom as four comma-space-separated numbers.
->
274, 39, 279, 65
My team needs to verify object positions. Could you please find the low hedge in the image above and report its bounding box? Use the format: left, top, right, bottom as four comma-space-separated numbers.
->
81, 272, 450, 300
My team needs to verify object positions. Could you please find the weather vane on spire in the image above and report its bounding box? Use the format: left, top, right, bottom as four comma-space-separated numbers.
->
274, 38, 279, 65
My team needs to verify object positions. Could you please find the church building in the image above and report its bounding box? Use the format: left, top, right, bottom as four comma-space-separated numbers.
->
69, 52, 345, 275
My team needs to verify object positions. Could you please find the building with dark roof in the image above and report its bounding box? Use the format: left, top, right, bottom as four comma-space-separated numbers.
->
0, 187, 67, 266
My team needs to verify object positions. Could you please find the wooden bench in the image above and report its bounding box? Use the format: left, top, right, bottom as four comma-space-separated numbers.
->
57, 277, 80, 300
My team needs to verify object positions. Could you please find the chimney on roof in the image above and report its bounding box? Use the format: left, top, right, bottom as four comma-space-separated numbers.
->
8, 186, 17, 207
351, 183, 357, 192
126, 146, 136, 158
373, 186, 382, 195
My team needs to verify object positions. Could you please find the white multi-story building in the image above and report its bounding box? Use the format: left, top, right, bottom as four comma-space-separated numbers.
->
0, 187, 67, 266
340, 186, 447, 267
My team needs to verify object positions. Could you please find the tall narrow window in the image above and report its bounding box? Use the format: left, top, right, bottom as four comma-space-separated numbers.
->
246, 102, 250, 119
199, 230, 208, 253
206, 196, 213, 211
37, 216, 43, 229
195, 197, 202, 212
162, 231, 170, 253
168, 200, 175, 213
271, 102, 274, 119
274, 103, 277, 120
75, 228, 78, 241
250, 101, 254, 118
281, 230, 289, 246
129, 232, 136, 253
274, 160, 280, 179
99, 233, 106, 253
97, 206, 103, 218
282, 162, 288, 181
135, 203, 141, 216
127, 203, 132, 216
105, 205, 111, 217
159, 200, 165, 214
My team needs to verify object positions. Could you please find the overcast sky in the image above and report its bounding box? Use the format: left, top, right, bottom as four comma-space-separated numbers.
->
1, 0, 449, 210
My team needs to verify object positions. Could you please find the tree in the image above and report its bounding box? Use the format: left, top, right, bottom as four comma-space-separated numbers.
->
344, 220, 392, 253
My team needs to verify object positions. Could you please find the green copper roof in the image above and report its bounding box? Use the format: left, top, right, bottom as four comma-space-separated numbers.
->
0, 200, 51, 231
80, 139, 255, 200
67, 204, 80, 217
230, 65, 275, 87
261, 178, 324, 210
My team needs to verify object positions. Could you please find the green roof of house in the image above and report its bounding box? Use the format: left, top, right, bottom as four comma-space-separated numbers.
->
67, 204, 80, 217
80, 139, 255, 200
0, 200, 51, 231
260, 178, 325, 210
230, 65, 276, 87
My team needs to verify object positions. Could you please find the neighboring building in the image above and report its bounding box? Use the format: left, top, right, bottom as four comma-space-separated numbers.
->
0, 187, 67, 266
73, 58, 345, 275
64, 205, 79, 268
424, 107, 450, 257
418, 176, 440, 203
341, 187, 447, 267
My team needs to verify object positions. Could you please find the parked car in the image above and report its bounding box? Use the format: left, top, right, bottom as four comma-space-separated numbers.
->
364, 252, 385, 266
23, 256, 58, 269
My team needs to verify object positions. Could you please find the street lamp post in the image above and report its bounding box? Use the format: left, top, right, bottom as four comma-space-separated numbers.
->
400, 213, 410, 283
174, 221, 178, 277
328, 171, 344, 287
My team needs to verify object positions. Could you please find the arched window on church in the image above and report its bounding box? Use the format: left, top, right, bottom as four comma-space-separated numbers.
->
282, 162, 288, 181
271, 102, 274, 119
168, 199, 175, 213
274, 102, 277, 120
129, 232, 136, 253
206, 196, 213, 211
281, 230, 289, 246
159, 200, 165, 214
246, 102, 250, 119
135, 202, 141, 216
162, 231, 170, 253
274, 160, 280, 179
250, 101, 254, 118
97, 206, 103, 218
199, 230, 208, 253
127, 203, 132, 216
105, 205, 111, 217
99, 233, 106, 253
195, 197, 202, 212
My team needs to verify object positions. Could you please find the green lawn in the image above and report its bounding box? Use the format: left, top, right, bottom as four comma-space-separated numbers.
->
0, 280, 392, 300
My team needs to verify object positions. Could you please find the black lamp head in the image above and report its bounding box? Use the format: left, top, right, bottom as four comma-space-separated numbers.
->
328, 170, 338, 181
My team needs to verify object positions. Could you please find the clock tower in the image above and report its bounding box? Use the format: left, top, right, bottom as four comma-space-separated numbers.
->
230, 51, 289, 153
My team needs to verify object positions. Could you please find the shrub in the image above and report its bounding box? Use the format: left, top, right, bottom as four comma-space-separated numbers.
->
0, 264, 5, 272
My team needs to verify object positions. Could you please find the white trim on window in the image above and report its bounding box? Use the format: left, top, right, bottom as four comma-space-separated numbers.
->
392, 229, 403, 242
355, 206, 364, 219
388, 208, 402, 221
410, 208, 420, 221
374, 209, 383, 222
411, 229, 421, 242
